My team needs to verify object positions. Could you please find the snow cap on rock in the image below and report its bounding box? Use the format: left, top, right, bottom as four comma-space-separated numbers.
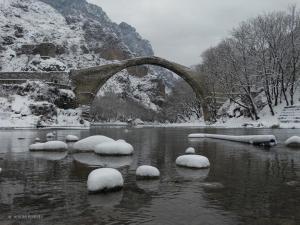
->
185, 147, 196, 154
66, 135, 79, 142
136, 165, 160, 179
285, 136, 300, 148
87, 168, 124, 193
73, 135, 114, 152
94, 140, 134, 156
29, 141, 67, 152
176, 155, 210, 169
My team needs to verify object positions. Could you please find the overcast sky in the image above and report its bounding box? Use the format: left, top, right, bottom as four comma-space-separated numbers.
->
88, 0, 297, 66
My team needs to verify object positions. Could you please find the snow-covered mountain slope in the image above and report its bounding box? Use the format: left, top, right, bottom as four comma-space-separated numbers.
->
0, 81, 88, 128
0, 0, 177, 120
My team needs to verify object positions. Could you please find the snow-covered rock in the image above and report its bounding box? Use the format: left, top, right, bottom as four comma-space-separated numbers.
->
176, 155, 210, 169
29, 141, 67, 151
185, 147, 196, 154
34, 137, 41, 143
129, 118, 145, 126
66, 135, 79, 142
73, 135, 114, 152
285, 136, 300, 148
188, 133, 277, 146
94, 140, 134, 156
87, 168, 124, 193
46, 132, 55, 138
136, 165, 160, 179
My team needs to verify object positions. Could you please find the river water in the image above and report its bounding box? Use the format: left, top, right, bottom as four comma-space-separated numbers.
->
0, 127, 299, 225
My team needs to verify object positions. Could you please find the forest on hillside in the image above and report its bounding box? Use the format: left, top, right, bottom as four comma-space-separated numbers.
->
197, 6, 300, 122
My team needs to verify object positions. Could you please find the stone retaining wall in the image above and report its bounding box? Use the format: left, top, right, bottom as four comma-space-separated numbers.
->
0, 71, 70, 85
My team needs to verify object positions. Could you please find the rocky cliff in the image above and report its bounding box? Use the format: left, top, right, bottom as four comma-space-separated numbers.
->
0, 0, 177, 118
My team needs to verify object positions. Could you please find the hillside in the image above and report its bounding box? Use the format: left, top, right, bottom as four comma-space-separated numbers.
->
0, 0, 182, 127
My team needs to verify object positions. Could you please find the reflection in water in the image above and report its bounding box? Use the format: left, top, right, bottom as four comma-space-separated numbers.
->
30, 151, 68, 161
0, 128, 299, 225
0, 180, 24, 205
88, 191, 123, 208
72, 153, 133, 168
136, 179, 160, 192
176, 167, 210, 181
200, 182, 225, 190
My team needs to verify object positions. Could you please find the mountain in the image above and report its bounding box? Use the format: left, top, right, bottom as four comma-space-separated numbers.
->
0, 0, 177, 119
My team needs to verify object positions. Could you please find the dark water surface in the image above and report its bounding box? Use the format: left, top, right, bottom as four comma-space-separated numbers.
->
0, 127, 299, 225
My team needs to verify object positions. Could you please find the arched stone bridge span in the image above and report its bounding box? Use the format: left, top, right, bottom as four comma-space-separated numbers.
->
70, 56, 211, 121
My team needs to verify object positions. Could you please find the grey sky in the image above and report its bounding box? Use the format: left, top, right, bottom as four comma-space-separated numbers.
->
88, 0, 297, 66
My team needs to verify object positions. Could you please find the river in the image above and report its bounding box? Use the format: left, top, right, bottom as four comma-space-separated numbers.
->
0, 127, 299, 225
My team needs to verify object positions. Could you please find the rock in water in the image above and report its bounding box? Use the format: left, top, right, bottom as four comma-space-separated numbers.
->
73, 135, 114, 152
176, 155, 210, 169
46, 132, 55, 138
185, 147, 196, 154
188, 133, 277, 146
66, 135, 79, 142
94, 140, 134, 156
29, 141, 67, 152
87, 168, 124, 193
136, 165, 160, 179
285, 136, 300, 148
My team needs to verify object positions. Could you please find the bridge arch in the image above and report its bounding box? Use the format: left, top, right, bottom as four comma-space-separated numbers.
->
70, 56, 210, 121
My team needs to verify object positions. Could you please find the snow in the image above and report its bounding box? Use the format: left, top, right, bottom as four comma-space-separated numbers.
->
59, 89, 76, 99
87, 168, 124, 193
136, 165, 160, 178
29, 141, 67, 151
185, 147, 196, 154
0, 82, 89, 128
188, 133, 277, 146
176, 155, 210, 169
285, 136, 300, 148
66, 135, 79, 142
94, 140, 134, 156
34, 137, 41, 143
72, 135, 115, 152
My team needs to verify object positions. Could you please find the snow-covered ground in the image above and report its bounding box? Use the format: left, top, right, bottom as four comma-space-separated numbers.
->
0, 81, 89, 128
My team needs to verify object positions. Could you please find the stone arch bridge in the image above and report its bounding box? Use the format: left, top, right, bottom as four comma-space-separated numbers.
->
70, 56, 211, 122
